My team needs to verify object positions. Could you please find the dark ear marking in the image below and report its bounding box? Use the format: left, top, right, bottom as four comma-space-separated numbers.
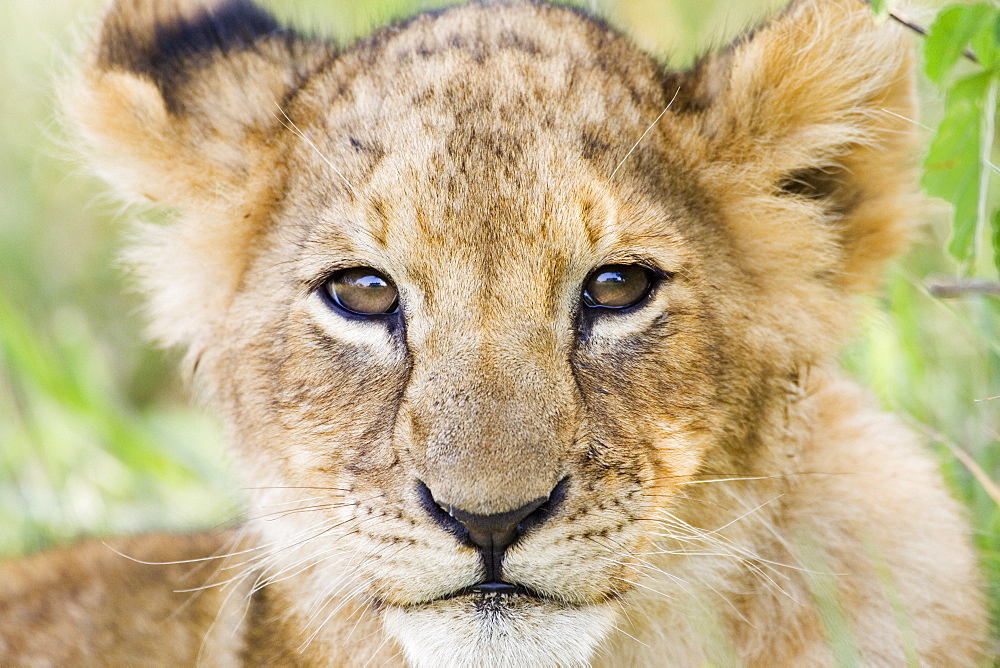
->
98, 0, 296, 109
153, 0, 280, 60
777, 164, 859, 217
778, 165, 844, 200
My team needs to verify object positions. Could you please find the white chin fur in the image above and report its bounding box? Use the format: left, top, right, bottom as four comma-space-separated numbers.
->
382, 596, 616, 668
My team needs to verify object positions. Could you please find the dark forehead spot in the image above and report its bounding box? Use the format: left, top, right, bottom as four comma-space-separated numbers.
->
580, 128, 614, 162
578, 198, 602, 251
367, 197, 391, 249
495, 29, 541, 55
445, 126, 526, 177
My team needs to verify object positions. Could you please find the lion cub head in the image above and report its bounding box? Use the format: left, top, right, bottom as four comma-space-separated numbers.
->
67, 0, 917, 663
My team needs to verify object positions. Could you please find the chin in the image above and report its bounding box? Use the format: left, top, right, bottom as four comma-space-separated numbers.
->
381, 592, 617, 668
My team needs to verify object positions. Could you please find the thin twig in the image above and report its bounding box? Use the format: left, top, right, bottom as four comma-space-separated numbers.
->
926, 279, 1000, 298
888, 10, 979, 65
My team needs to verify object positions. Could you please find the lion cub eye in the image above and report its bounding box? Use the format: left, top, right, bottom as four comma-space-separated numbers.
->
582, 264, 655, 309
322, 267, 399, 316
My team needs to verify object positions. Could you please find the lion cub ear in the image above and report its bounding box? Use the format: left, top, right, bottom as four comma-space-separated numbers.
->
686, 0, 920, 294
64, 0, 330, 208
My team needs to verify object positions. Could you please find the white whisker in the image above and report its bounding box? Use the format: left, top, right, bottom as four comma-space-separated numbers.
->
272, 102, 358, 197
609, 86, 681, 180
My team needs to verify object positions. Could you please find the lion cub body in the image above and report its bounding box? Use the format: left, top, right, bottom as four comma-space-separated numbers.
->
0, 0, 987, 665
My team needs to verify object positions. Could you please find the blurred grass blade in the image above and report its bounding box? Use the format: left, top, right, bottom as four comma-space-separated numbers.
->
942, 440, 1000, 506
994, 208, 1000, 273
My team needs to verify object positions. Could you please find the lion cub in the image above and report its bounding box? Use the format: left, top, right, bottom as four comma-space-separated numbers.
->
0, 0, 986, 665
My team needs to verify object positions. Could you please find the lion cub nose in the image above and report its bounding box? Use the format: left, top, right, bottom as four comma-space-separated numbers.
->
447, 498, 549, 554
417, 479, 567, 580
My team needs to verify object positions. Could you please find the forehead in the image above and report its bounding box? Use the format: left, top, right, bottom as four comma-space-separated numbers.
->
285, 2, 692, 287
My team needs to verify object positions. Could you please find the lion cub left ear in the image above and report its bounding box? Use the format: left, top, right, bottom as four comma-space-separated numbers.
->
687, 0, 920, 295
64, 0, 331, 208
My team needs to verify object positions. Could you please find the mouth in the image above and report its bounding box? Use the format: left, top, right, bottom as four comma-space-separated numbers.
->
439, 580, 552, 602
381, 580, 619, 667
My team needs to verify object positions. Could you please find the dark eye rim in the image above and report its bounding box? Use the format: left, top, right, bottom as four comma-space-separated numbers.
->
580, 263, 668, 312
317, 266, 401, 319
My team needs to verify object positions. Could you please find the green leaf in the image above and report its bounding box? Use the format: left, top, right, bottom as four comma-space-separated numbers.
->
870, 0, 888, 17
971, 12, 1000, 70
922, 72, 992, 262
925, 5, 996, 84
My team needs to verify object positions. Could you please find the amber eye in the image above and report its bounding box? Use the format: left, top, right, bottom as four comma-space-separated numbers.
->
582, 264, 655, 309
323, 267, 399, 316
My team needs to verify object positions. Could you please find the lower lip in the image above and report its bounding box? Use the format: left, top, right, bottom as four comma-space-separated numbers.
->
470, 582, 521, 595
443, 582, 546, 601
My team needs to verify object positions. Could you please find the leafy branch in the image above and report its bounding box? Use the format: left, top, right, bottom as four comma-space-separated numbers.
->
887, 1, 1000, 278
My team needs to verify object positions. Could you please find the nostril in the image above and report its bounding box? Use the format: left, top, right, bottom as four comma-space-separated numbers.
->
515, 476, 569, 538
415, 480, 466, 540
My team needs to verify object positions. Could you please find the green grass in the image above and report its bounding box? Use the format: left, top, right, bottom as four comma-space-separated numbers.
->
1, 0, 997, 654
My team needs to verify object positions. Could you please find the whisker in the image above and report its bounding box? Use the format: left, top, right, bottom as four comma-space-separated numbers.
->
674, 475, 774, 486
101, 538, 264, 567
609, 86, 681, 180
196, 567, 256, 667
259, 502, 363, 523
378, 646, 406, 668
273, 102, 358, 198
608, 620, 651, 649
362, 626, 395, 668
299, 530, 408, 629
609, 574, 676, 601
173, 520, 345, 593
298, 580, 373, 652
243, 485, 358, 492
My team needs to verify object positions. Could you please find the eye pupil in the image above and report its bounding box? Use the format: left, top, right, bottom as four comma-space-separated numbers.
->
582, 264, 654, 309
324, 267, 399, 316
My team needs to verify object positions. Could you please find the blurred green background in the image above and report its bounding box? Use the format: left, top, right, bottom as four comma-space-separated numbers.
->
1, 0, 997, 650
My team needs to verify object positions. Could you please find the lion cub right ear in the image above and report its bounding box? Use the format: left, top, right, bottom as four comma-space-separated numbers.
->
64, 0, 331, 209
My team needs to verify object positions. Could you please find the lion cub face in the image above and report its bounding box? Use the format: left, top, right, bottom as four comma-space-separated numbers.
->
69, 0, 917, 663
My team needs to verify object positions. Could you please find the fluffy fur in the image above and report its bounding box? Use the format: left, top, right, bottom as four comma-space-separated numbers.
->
0, 0, 987, 665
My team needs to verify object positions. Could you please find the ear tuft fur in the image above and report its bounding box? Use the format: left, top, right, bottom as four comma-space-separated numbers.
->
683, 0, 921, 296
65, 0, 332, 208
98, 0, 286, 112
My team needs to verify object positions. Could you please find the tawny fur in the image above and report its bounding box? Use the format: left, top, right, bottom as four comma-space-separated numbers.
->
0, 0, 987, 665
